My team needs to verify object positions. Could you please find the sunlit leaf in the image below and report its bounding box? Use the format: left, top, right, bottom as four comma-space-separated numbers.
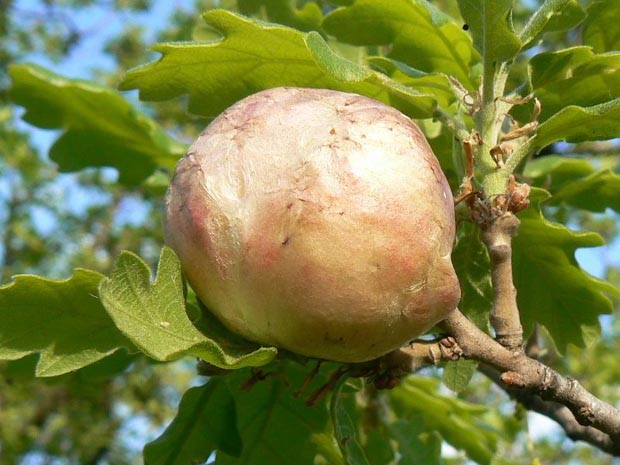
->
513, 188, 618, 352
458, 0, 521, 63
529, 47, 620, 120
99, 247, 277, 368
523, 155, 594, 182
120, 9, 439, 119
8, 64, 185, 185
0, 269, 132, 377
144, 380, 242, 465
550, 169, 620, 213
237, 0, 323, 31
367, 56, 456, 109
525, 157, 620, 213
582, 0, 620, 53
519, 0, 585, 49
323, 0, 478, 88
389, 377, 497, 465
534, 98, 620, 149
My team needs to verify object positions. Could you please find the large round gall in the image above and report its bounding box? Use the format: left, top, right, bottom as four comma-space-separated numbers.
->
164, 87, 461, 362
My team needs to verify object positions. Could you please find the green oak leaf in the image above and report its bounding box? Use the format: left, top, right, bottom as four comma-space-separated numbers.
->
0, 269, 132, 377
529, 47, 620, 120
363, 427, 396, 465
99, 247, 277, 369
144, 380, 242, 465
8, 64, 185, 186
120, 9, 438, 119
582, 0, 620, 53
534, 98, 620, 148
215, 364, 343, 465
237, 0, 323, 31
458, 0, 522, 64
525, 156, 620, 213
452, 223, 493, 330
523, 155, 593, 184
389, 377, 497, 465
513, 188, 618, 352
549, 170, 620, 213
331, 380, 370, 465
519, 0, 585, 49
323, 0, 478, 88
444, 222, 492, 391
367, 56, 456, 110
442, 358, 478, 394
389, 417, 441, 465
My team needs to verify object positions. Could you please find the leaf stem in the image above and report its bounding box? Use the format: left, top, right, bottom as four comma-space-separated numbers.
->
479, 63, 514, 196
504, 136, 537, 173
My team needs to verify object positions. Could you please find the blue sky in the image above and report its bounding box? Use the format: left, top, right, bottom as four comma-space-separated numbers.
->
14, 0, 191, 76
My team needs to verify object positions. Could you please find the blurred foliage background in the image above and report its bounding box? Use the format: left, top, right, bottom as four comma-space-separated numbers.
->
0, 1, 618, 464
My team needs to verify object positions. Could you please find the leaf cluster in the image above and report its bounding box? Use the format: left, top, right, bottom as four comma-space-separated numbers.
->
2, 1, 620, 464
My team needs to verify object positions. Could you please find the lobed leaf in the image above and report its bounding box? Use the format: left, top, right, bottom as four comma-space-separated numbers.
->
323, 0, 478, 88
523, 155, 594, 183
529, 47, 620, 121
99, 247, 277, 369
525, 156, 620, 213
367, 56, 456, 109
215, 364, 343, 465
144, 380, 242, 465
513, 188, 618, 352
534, 98, 620, 149
457, 0, 522, 64
519, 0, 585, 49
0, 269, 132, 377
8, 64, 185, 185
120, 9, 439, 119
237, 0, 323, 31
582, 0, 620, 53
550, 170, 620, 213
389, 377, 497, 465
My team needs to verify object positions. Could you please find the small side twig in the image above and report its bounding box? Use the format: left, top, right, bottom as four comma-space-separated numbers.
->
384, 336, 463, 373
346, 337, 463, 390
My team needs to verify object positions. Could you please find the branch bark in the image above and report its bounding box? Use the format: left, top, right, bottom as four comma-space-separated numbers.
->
481, 212, 524, 350
480, 364, 620, 456
440, 309, 620, 449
